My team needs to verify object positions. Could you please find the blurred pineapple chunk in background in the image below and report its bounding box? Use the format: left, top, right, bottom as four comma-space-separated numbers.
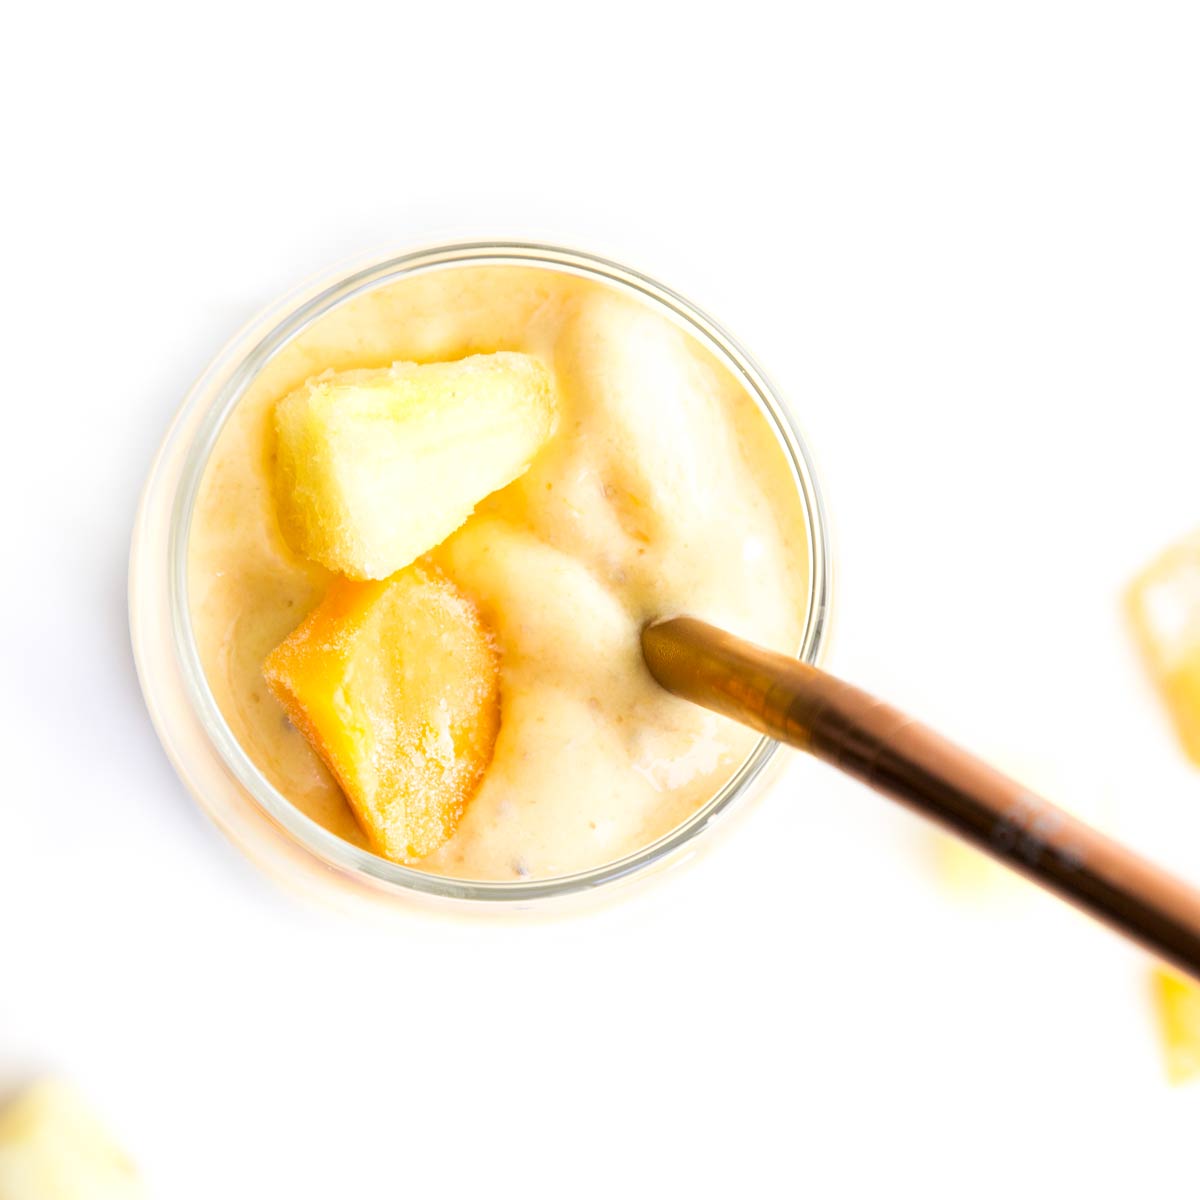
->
930, 825, 1017, 899
1128, 530, 1200, 1084
929, 759, 1112, 901
264, 562, 500, 863
1127, 530, 1200, 766
1151, 969, 1200, 1086
274, 352, 557, 580
0, 1080, 144, 1199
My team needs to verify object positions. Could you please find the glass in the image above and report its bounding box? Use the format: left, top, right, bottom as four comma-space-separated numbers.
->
129, 242, 832, 914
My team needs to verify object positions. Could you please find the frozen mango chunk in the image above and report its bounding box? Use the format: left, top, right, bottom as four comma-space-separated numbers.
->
1151, 967, 1200, 1085
263, 563, 499, 862
1127, 530, 1200, 765
274, 352, 557, 579
0, 1080, 145, 1199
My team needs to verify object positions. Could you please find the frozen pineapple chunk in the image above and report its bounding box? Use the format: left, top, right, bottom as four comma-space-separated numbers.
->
0, 1080, 144, 1199
1128, 530, 1200, 765
263, 563, 499, 861
274, 352, 557, 579
1151, 968, 1200, 1085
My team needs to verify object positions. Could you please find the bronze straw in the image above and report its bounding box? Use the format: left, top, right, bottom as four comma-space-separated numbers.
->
643, 616, 1200, 982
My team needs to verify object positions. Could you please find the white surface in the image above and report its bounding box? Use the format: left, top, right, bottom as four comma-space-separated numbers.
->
4, 1, 1200, 1194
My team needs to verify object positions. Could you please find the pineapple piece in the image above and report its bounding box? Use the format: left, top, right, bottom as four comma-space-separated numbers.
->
1128, 530, 1200, 765
930, 759, 1112, 901
0, 1080, 144, 1199
263, 563, 499, 861
930, 833, 1011, 897
274, 352, 557, 579
1151, 968, 1200, 1085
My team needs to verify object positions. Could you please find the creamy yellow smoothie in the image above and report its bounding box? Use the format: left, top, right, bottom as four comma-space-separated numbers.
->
188, 265, 810, 881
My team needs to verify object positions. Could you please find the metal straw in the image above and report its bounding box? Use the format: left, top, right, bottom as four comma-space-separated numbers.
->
643, 616, 1200, 982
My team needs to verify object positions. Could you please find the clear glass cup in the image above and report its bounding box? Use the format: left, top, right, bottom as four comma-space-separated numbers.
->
129, 241, 832, 916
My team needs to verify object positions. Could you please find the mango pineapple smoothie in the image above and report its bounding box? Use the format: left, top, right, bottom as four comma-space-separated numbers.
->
188, 266, 810, 881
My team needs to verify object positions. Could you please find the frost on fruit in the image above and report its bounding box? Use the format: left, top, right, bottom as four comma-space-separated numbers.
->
0, 1079, 145, 1199
263, 563, 500, 862
1151, 968, 1200, 1085
273, 351, 557, 579
1127, 530, 1200, 766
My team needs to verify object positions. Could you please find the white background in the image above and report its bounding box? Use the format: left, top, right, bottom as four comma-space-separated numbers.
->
4, 1, 1200, 1195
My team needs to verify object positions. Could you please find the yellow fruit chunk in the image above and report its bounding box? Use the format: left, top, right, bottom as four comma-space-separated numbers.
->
263, 563, 499, 862
930, 760, 1113, 901
1151, 968, 1200, 1085
1128, 530, 1200, 765
274, 352, 557, 579
930, 834, 1011, 896
0, 1080, 144, 1199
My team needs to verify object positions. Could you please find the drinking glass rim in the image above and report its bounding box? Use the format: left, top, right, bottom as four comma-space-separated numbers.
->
159, 239, 833, 903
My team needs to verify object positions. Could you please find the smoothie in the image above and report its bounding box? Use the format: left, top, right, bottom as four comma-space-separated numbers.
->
188, 265, 810, 881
